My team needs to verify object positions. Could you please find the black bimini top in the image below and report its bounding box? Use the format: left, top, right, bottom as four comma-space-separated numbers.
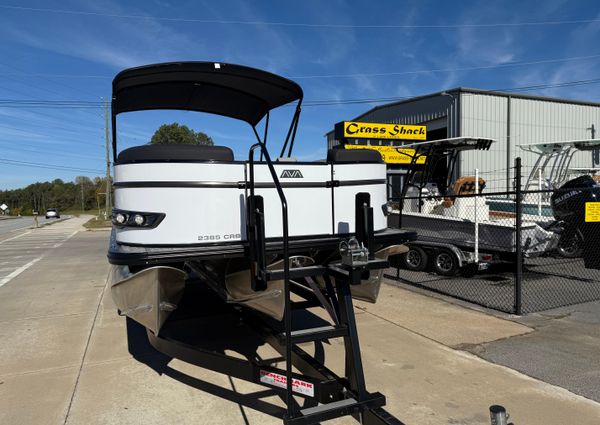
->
112, 62, 303, 126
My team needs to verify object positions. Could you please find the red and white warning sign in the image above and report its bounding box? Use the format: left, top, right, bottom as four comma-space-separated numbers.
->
259, 370, 315, 397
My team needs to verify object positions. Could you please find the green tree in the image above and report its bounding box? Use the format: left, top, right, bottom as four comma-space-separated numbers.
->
150, 123, 213, 146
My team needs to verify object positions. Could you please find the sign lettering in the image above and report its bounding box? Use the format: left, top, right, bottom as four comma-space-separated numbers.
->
585, 202, 600, 222
335, 121, 427, 141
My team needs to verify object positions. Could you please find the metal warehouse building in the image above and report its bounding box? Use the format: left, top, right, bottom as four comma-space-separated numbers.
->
326, 88, 600, 194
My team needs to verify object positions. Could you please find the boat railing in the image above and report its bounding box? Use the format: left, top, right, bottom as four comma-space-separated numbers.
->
247, 141, 294, 417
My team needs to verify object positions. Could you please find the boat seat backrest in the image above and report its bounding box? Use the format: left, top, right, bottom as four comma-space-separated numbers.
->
453, 176, 486, 195
443, 176, 486, 207
327, 148, 383, 163
116, 144, 234, 164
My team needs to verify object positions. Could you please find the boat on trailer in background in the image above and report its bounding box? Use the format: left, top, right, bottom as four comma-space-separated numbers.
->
517, 139, 600, 257
107, 61, 416, 424
388, 137, 560, 276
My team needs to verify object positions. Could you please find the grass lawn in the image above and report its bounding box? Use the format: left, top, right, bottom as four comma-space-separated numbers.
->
83, 215, 112, 229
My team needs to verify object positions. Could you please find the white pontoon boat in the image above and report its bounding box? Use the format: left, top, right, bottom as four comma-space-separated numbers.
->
107, 62, 414, 332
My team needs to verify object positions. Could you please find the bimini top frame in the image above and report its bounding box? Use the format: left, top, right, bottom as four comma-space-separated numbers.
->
519, 139, 600, 192
111, 61, 304, 162
401, 137, 495, 191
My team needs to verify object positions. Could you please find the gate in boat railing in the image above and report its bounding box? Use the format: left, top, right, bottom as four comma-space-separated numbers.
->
387, 157, 600, 315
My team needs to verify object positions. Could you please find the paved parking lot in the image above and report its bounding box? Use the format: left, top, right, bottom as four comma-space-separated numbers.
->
2, 219, 600, 425
389, 255, 600, 314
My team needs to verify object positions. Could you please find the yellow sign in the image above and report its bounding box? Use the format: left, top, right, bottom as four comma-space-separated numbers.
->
585, 202, 600, 222
345, 144, 426, 165
335, 121, 427, 141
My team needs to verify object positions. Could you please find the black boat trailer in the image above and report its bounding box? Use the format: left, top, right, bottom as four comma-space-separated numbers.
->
147, 256, 403, 425
144, 142, 406, 424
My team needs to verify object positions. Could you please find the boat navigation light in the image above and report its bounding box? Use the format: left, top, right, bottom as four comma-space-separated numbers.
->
112, 209, 166, 229
115, 213, 127, 225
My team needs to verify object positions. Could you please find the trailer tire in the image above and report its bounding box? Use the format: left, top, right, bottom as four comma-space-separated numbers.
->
402, 246, 428, 272
432, 250, 459, 276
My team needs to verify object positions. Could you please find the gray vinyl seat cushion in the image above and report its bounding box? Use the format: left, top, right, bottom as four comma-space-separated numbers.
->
116, 144, 234, 164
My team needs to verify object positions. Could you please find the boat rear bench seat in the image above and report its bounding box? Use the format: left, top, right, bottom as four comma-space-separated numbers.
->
116, 144, 383, 164
116, 144, 235, 164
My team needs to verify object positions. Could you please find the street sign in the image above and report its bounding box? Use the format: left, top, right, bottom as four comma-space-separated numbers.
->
0, 203, 7, 211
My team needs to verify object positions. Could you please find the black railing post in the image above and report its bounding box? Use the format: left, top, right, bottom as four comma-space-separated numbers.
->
514, 157, 523, 315
248, 140, 294, 419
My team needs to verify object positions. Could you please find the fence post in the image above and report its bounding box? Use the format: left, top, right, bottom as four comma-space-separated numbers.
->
514, 157, 523, 315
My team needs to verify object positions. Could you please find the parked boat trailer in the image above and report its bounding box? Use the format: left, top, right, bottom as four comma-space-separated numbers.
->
147, 256, 404, 425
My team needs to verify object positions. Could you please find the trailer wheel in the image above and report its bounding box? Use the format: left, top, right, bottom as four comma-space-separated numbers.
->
432, 250, 459, 276
402, 246, 428, 272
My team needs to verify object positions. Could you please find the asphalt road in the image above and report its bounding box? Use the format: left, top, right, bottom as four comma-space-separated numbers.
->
0, 216, 55, 236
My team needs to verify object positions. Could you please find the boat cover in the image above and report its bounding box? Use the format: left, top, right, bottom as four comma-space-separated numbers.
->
112, 62, 303, 126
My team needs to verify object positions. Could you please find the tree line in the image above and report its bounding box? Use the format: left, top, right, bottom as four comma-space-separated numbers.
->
1, 123, 212, 215
0, 176, 111, 216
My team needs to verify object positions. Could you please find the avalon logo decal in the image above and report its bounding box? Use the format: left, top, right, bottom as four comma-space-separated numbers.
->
280, 169, 304, 178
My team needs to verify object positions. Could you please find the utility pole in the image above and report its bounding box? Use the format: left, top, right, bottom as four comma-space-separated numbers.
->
80, 179, 85, 212
104, 97, 112, 219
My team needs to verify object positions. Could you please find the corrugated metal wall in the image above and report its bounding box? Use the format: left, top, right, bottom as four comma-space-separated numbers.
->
460, 93, 509, 193
511, 98, 600, 183
460, 93, 600, 192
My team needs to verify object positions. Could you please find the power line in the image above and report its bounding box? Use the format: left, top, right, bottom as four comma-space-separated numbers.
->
0, 99, 104, 109
2, 53, 600, 81
0, 142, 105, 162
291, 54, 600, 79
1, 4, 599, 29
0, 100, 104, 105
301, 77, 600, 106
0, 158, 103, 174
0, 76, 599, 110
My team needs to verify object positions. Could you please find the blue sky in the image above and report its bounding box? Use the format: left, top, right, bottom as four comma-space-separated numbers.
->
1, 0, 599, 189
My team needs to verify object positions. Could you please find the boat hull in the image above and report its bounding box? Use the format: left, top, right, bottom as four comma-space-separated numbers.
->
110, 265, 186, 334
112, 162, 387, 246
393, 212, 558, 257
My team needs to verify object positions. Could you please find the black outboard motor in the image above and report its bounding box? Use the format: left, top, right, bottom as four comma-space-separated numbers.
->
551, 175, 600, 257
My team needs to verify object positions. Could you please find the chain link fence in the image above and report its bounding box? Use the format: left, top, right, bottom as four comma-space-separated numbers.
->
386, 158, 600, 314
